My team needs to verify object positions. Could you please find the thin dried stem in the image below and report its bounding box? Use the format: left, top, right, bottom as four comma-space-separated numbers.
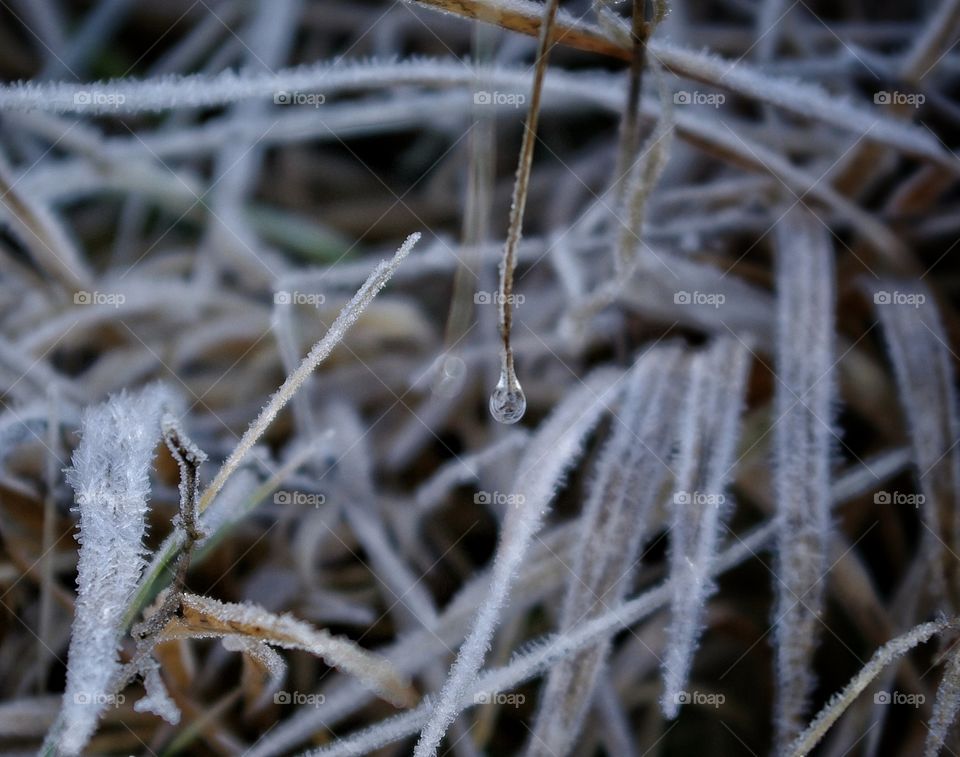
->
489, 0, 559, 425
197, 232, 419, 513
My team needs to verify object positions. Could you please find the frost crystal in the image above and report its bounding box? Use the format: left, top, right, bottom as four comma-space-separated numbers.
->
53, 384, 178, 755
771, 207, 836, 749
661, 338, 750, 718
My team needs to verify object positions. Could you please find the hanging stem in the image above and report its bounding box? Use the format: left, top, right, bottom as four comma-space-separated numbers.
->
491, 0, 560, 425
611, 0, 651, 274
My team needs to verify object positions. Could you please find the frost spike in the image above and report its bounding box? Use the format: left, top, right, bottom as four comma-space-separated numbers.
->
46, 384, 178, 756
924, 643, 960, 757
157, 593, 417, 709
864, 278, 960, 608
198, 231, 419, 514
527, 345, 686, 756
661, 338, 751, 718
771, 206, 836, 750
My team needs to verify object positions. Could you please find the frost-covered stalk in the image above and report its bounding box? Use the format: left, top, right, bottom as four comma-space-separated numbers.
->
198, 231, 419, 514
157, 593, 415, 708
866, 279, 960, 609
924, 643, 960, 757
772, 206, 836, 750
47, 384, 177, 756
526, 345, 685, 756
661, 338, 751, 717
303, 520, 780, 757
0, 51, 947, 168
788, 618, 957, 757
414, 367, 622, 756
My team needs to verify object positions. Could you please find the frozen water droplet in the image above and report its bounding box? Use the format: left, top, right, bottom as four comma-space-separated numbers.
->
489, 370, 526, 424
432, 355, 466, 398
442, 355, 466, 381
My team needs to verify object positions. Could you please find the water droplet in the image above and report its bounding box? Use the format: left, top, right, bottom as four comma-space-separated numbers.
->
432, 355, 467, 398
489, 370, 526, 424
442, 355, 466, 381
